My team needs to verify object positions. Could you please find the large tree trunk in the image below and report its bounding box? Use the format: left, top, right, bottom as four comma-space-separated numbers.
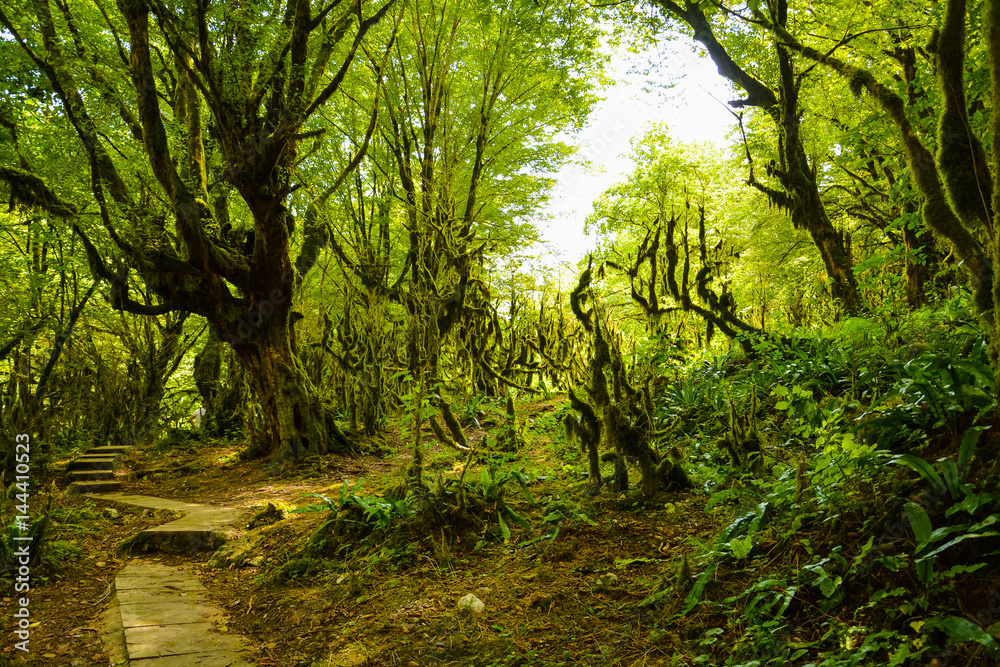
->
766, 10, 994, 318
780, 154, 859, 312
902, 208, 933, 308
234, 310, 356, 462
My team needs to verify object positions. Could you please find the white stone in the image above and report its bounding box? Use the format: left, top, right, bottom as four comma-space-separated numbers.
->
457, 593, 485, 615
595, 572, 618, 587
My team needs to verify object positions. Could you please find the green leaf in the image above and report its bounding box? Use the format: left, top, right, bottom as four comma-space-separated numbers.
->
852, 536, 875, 569
896, 455, 945, 494
730, 535, 753, 559
953, 361, 992, 387
939, 562, 986, 580
512, 471, 535, 504
927, 521, 975, 544
776, 585, 798, 616
683, 564, 718, 615
290, 503, 329, 514
638, 587, 672, 610
947, 489, 993, 517
819, 575, 842, 598
966, 513, 1000, 533
498, 513, 511, 541
958, 426, 982, 472
938, 458, 959, 497
497, 499, 530, 529
615, 556, 657, 569
904, 503, 932, 548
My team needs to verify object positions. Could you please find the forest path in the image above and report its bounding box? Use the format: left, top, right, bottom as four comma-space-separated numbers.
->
89, 493, 253, 666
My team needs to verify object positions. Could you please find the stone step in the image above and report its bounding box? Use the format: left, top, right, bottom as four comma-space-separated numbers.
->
67, 470, 116, 482
67, 458, 115, 471
87, 495, 245, 555
86, 446, 133, 456
67, 480, 123, 495
124, 529, 228, 554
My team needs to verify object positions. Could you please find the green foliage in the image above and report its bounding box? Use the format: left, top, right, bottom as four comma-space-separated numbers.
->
861, 337, 995, 450
351, 495, 412, 533
773, 385, 869, 457
895, 427, 982, 501
293, 478, 410, 534
477, 463, 533, 532
293, 479, 367, 514
895, 339, 994, 427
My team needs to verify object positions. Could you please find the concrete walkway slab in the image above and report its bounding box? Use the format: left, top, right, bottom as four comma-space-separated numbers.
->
87, 446, 134, 455
67, 470, 115, 482
126, 622, 248, 658
120, 601, 223, 627
116, 573, 205, 591
117, 586, 206, 605
67, 479, 122, 494
67, 458, 115, 471
114, 560, 252, 665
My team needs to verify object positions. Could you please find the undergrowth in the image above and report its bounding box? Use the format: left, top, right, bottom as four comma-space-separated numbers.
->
247, 288, 1000, 666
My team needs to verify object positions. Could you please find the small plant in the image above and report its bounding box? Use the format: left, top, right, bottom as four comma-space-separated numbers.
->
538, 498, 597, 541
293, 479, 410, 532
351, 495, 411, 532
292, 479, 366, 514
476, 463, 533, 540
895, 426, 983, 502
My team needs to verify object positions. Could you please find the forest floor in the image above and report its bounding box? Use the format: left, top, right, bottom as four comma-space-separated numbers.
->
3, 397, 732, 666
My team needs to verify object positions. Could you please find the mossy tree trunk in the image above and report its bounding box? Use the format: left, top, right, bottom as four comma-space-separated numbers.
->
614, 210, 763, 352
126, 312, 188, 446
986, 0, 1000, 375
193, 332, 224, 430
233, 306, 357, 462
568, 262, 692, 497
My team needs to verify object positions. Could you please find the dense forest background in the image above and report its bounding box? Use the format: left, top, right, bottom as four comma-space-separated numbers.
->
5, 0, 1000, 664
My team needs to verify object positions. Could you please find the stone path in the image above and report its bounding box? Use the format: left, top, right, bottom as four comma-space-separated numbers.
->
89, 493, 253, 665
91, 494, 246, 553
114, 560, 252, 666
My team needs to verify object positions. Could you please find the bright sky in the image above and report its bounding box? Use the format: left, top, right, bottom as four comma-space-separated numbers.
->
530, 37, 738, 276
